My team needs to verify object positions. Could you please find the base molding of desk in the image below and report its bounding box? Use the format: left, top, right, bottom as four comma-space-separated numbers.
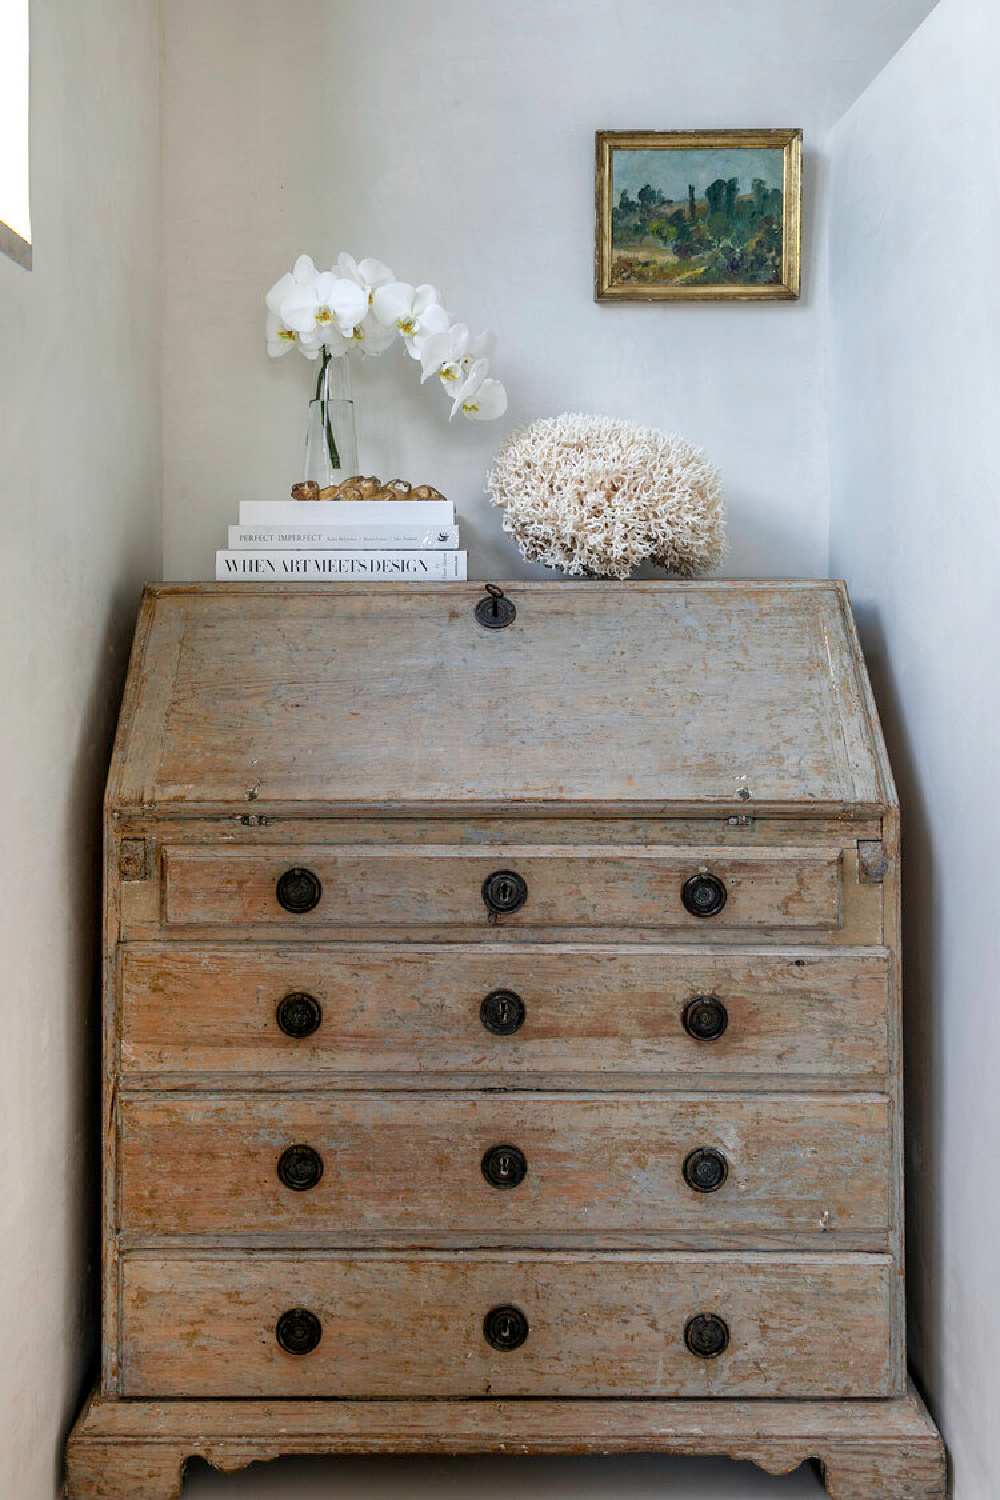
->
66, 1380, 945, 1499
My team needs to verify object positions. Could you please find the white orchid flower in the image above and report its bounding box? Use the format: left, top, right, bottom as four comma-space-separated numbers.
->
265, 308, 299, 356
336, 253, 395, 304
279, 264, 369, 343
264, 257, 318, 357
345, 310, 398, 356
372, 281, 450, 359
421, 324, 498, 388
449, 357, 508, 421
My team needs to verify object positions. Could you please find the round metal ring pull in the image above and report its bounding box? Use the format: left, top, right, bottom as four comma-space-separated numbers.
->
276, 991, 323, 1039
482, 869, 528, 916
682, 994, 729, 1043
276, 867, 322, 914
276, 1307, 322, 1356
482, 1143, 527, 1189
684, 1312, 730, 1359
681, 872, 727, 919
277, 1143, 325, 1192
480, 989, 526, 1036
683, 1146, 729, 1194
483, 1304, 529, 1351
475, 584, 516, 630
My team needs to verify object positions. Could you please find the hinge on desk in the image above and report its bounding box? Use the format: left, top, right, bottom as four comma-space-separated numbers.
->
726, 814, 755, 829
118, 838, 149, 881
857, 840, 889, 884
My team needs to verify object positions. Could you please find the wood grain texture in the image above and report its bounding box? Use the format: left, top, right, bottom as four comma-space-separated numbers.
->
106, 582, 894, 816
118, 942, 892, 1086
118, 1091, 892, 1250
161, 843, 847, 932
119, 1251, 894, 1399
73, 581, 941, 1489
65, 1384, 945, 1499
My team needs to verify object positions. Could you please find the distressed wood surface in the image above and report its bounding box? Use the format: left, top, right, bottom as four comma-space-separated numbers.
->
118, 1091, 891, 1250
74, 581, 942, 1491
107, 582, 894, 815
161, 843, 849, 932
64, 1384, 946, 1500
118, 942, 892, 1086
119, 1251, 894, 1400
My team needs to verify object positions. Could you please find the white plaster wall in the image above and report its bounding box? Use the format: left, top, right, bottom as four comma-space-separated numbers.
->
827, 3, 1000, 1495
161, 0, 934, 584
0, 2, 162, 1497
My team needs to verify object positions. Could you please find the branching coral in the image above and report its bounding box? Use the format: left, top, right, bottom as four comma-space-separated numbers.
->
486, 414, 725, 579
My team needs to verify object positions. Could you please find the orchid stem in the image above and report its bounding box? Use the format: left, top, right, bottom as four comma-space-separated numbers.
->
315, 350, 341, 472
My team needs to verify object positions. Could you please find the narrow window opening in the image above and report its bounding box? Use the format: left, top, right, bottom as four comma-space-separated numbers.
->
0, 0, 31, 269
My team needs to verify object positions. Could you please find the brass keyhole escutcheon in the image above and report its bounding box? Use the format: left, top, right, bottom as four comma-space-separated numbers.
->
482, 869, 528, 916
480, 988, 526, 1036
483, 1304, 529, 1350
482, 1143, 528, 1189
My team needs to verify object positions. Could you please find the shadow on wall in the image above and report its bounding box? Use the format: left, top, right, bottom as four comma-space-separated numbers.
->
849, 603, 942, 1422
56, 582, 148, 1494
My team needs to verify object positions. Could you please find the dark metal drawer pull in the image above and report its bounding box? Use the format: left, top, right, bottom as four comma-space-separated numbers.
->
480, 988, 526, 1035
276, 991, 322, 1039
683, 1146, 729, 1194
682, 871, 727, 918
276, 867, 322, 914
483, 1304, 529, 1350
481, 1144, 527, 1189
276, 1307, 322, 1355
277, 1143, 324, 1192
684, 1312, 730, 1359
682, 994, 729, 1042
482, 869, 528, 916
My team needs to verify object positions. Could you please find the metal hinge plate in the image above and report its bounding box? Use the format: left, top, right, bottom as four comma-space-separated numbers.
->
118, 838, 149, 881
857, 840, 889, 884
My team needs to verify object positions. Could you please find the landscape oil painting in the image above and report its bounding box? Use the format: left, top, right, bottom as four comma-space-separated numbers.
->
596, 130, 802, 301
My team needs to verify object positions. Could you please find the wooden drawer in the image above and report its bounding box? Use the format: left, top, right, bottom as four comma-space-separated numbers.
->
119, 1250, 895, 1398
119, 1092, 892, 1250
119, 943, 892, 1084
159, 843, 851, 933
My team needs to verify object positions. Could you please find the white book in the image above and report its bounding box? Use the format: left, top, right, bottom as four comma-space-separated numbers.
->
216, 549, 468, 581
239, 499, 454, 527
228, 523, 460, 550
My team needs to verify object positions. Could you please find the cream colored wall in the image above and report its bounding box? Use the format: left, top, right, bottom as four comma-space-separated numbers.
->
0, 2, 162, 1497
828, 2, 1000, 1495
160, 0, 936, 584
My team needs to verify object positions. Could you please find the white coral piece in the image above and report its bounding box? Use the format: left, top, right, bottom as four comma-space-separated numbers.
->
486, 414, 725, 579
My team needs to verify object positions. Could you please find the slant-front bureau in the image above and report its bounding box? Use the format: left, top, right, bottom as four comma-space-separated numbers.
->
67, 581, 945, 1499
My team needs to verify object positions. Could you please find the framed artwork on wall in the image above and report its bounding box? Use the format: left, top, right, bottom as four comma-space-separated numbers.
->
595, 129, 802, 302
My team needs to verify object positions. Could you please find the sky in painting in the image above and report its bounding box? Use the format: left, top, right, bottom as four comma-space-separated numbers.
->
612, 147, 784, 203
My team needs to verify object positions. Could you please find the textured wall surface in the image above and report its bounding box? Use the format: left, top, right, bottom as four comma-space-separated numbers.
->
828, 2, 1000, 1495
0, 2, 162, 1497
160, 0, 935, 583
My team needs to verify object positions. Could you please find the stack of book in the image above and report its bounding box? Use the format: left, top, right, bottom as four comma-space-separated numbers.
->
215, 498, 467, 581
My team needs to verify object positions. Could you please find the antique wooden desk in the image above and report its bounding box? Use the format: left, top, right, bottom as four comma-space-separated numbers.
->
66, 581, 944, 1498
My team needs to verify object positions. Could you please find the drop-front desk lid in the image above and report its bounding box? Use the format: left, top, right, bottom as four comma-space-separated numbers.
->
107, 581, 895, 817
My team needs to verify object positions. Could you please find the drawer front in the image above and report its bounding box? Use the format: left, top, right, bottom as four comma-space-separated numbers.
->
120, 1251, 894, 1398
119, 1092, 892, 1249
119, 943, 891, 1083
160, 844, 848, 933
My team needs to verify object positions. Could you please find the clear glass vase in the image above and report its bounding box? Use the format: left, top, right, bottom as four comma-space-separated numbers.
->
303, 353, 358, 488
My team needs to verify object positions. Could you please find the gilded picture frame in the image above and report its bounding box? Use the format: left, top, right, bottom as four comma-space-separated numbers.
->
595, 129, 802, 302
